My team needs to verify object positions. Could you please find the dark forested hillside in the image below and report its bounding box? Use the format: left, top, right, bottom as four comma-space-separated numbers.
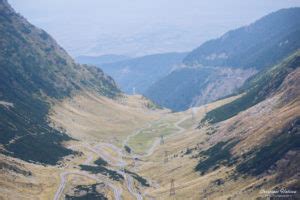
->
0, 0, 120, 165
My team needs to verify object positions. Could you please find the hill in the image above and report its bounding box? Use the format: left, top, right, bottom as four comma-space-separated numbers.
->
99, 52, 188, 94
1, 1, 299, 199
0, 0, 120, 165
202, 50, 300, 123
145, 66, 255, 111
184, 7, 300, 69
145, 8, 300, 111
138, 51, 300, 200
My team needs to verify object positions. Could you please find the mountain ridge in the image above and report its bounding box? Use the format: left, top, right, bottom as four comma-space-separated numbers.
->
99, 52, 188, 94
184, 7, 300, 69
0, 0, 120, 164
146, 7, 300, 111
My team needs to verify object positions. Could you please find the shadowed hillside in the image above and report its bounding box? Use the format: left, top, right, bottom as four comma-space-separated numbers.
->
0, 0, 120, 164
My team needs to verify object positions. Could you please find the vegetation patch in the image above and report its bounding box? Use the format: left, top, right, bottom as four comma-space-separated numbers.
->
236, 118, 300, 175
0, 4, 120, 165
195, 140, 239, 174
79, 165, 123, 181
145, 100, 162, 110
124, 145, 131, 154
124, 169, 150, 187
65, 183, 107, 200
94, 158, 108, 167
0, 161, 32, 176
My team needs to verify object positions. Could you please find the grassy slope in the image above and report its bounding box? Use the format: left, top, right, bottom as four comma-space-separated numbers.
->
50, 93, 165, 147
0, 1, 120, 164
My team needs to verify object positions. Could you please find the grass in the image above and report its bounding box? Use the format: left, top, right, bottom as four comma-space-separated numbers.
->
65, 184, 108, 200
124, 169, 150, 187
195, 140, 239, 174
0, 6, 120, 165
128, 120, 179, 154
94, 158, 108, 167
50, 93, 163, 147
236, 117, 300, 175
124, 145, 131, 154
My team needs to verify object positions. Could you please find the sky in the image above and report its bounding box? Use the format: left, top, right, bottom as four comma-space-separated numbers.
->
8, 0, 300, 57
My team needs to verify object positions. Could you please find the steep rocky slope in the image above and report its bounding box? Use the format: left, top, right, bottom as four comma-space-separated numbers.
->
146, 8, 300, 111
0, 0, 120, 164
203, 50, 300, 123
145, 66, 255, 111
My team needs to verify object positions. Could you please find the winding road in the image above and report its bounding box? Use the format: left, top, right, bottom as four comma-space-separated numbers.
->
53, 171, 122, 200
53, 115, 189, 200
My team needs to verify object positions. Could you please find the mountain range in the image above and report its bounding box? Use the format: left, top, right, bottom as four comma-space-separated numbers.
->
0, 1, 299, 199
145, 7, 300, 111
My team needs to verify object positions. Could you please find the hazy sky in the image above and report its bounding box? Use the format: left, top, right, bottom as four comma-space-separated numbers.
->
8, 0, 300, 57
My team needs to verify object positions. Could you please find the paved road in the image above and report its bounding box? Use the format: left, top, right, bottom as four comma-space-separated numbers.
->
53, 171, 122, 200
53, 115, 188, 200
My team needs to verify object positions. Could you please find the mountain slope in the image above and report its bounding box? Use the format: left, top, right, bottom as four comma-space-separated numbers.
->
145, 66, 255, 111
202, 50, 300, 123
99, 52, 188, 94
146, 8, 300, 111
139, 52, 300, 200
0, 0, 120, 165
184, 7, 300, 69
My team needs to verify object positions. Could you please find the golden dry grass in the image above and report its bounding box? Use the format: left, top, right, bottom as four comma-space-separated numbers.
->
49, 92, 167, 147
1, 76, 298, 200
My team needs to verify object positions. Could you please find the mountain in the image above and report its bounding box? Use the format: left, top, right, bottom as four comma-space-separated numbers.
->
202, 50, 300, 123
184, 7, 300, 69
99, 52, 188, 94
145, 8, 300, 111
0, 0, 120, 165
75, 54, 131, 66
136, 51, 300, 200
145, 66, 256, 111
1, 1, 300, 199
195, 50, 300, 191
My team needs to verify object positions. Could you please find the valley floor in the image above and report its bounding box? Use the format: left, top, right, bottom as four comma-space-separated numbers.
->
0, 92, 299, 200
